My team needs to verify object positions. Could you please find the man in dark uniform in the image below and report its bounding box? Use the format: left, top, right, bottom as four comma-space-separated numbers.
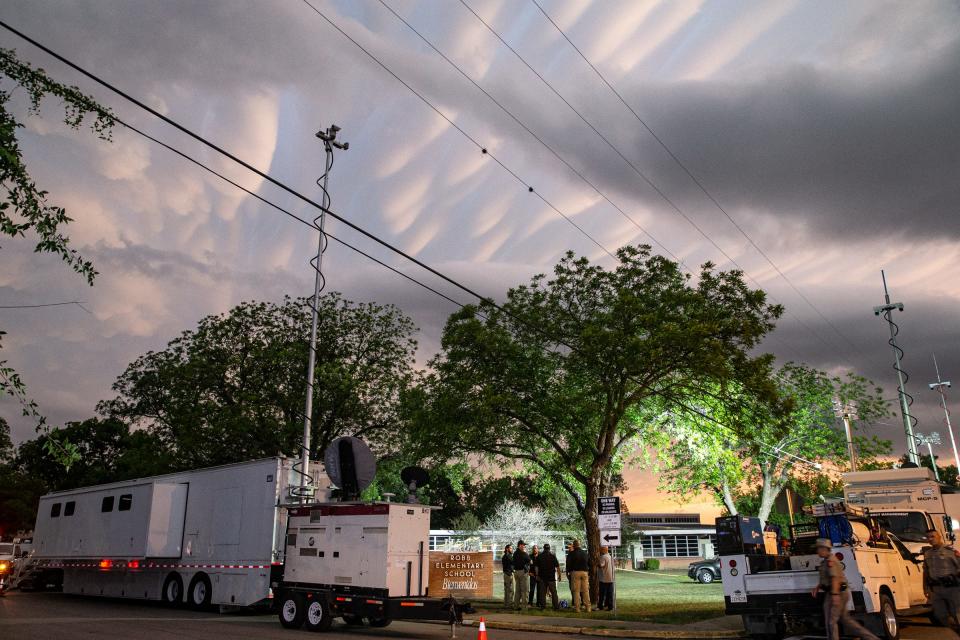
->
536, 543, 561, 609
922, 528, 960, 632
810, 538, 878, 640
501, 543, 514, 606
512, 540, 531, 610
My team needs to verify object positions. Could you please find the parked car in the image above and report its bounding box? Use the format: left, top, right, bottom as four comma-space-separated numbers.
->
687, 557, 721, 583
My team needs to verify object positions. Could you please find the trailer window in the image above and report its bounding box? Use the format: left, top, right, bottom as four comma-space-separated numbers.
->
50, 503, 61, 518
64, 501, 76, 516
101, 496, 115, 513
877, 512, 930, 542
118, 494, 132, 511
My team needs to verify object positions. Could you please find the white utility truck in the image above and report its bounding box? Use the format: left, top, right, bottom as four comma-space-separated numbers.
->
720, 468, 957, 640
29, 456, 328, 608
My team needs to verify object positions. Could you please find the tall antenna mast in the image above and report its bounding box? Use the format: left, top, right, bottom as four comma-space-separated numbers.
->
929, 354, 960, 470
873, 270, 919, 465
296, 124, 349, 502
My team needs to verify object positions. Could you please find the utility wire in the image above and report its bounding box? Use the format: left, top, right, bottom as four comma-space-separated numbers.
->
0, 300, 87, 310
375, 0, 681, 266
299, 0, 616, 262
529, 0, 858, 354
0, 20, 817, 470
457, 0, 849, 359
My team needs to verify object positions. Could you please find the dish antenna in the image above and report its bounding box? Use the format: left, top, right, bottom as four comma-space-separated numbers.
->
323, 436, 377, 501
400, 466, 430, 504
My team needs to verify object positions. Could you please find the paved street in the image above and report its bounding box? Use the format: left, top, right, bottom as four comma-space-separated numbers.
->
0, 591, 955, 640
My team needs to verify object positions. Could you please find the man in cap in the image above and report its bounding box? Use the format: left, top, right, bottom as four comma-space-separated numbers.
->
810, 538, 878, 640
535, 543, 561, 610
512, 540, 531, 610
922, 528, 960, 632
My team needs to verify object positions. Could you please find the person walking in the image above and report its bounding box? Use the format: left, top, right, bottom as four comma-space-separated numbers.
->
597, 546, 614, 611
528, 545, 540, 607
501, 543, 514, 607
922, 528, 960, 632
536, 543, 561, 609
567, 539, 591, 612
512, 540, 531, 610
810, 538, 879, 640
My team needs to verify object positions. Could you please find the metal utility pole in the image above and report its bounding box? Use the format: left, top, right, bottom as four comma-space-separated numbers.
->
930, 354, 960, 470
916, 432, 942, 481
873, 270, 919, 465
299, 124, 349, 501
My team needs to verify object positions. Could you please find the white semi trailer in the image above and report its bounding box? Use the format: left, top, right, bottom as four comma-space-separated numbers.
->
30, 457, 328, 608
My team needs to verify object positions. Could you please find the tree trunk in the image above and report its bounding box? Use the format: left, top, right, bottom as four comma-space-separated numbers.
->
584, 481, 601, 607
721, 479, 738, 515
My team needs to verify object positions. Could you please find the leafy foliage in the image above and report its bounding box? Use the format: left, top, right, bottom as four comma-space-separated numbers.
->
0, 48, 115, 469
98, 294, 417, 468
415, 246, 782, 594
661, 363, 892, 525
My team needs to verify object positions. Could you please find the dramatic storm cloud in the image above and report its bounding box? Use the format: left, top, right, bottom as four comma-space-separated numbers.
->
1, 0, 959, 515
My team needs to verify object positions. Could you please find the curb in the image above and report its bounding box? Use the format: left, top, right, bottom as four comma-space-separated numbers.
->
440, 619, 745, 639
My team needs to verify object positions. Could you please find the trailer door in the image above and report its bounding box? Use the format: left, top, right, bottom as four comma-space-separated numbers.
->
147, 483, 188, 557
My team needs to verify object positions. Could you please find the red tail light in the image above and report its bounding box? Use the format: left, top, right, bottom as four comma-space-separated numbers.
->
127, 559, 140, 569
835, 552, 844, 561
728, 559, 737, 568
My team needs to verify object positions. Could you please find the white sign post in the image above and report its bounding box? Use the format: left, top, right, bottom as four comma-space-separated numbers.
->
597, 496, 621, 615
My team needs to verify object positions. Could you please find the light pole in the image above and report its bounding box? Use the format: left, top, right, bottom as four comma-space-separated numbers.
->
929, 354, 960, 470
873, 271, 919, 465
298, 124, 349, 502
915, 431, 942, 481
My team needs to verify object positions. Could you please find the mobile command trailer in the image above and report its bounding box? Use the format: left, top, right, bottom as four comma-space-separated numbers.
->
31, 457, 328, 608
276, 501, 454, 631
843, 467, 958, 545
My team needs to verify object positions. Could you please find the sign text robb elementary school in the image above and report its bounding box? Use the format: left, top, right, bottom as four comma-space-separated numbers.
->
428, 551, 493, 597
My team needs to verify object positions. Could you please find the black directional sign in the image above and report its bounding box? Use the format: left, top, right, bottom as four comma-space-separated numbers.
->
597, 496, 621, 515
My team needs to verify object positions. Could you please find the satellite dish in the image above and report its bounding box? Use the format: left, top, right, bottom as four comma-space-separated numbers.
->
401, 466, 430, 503
323, 436, 376, 500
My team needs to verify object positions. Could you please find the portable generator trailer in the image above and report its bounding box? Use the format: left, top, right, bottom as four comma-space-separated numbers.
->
30, 456, 329, 608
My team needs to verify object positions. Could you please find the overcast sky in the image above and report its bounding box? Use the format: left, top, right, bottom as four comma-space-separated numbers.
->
2, 0, 959, 516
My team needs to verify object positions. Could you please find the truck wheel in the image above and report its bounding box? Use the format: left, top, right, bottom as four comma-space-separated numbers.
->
279, 592, 306, 629
161, 573, 183, 606
369, 617, 392, 628
869, 594, 899, 639
187, 573, 212, 610
697, 569, 715, 584
304, 596, 333, 632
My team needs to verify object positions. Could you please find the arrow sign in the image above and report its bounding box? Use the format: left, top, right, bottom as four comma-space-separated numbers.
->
600, 529, 621, 546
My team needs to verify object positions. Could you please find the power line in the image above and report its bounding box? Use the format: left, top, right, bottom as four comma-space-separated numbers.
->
0, 20, 815, 470
298, 0, 618, 262
0, 300, 87, 310
529, 0, 858, 354
375, 0, 681, 266
456, 0, 849, 359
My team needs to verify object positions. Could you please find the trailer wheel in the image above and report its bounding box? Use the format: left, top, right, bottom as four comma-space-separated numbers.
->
279, 592, 306, 629
867, 593, 900, 639
304, 596, 333, 632
187, 573, 212, 610
161, 573, 183, 606
369, 617, 392, 628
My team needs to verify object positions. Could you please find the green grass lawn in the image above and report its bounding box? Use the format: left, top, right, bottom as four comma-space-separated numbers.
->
481, 570, 725, 625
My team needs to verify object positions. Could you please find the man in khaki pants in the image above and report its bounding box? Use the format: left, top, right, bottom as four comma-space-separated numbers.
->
567, 539, 591, 612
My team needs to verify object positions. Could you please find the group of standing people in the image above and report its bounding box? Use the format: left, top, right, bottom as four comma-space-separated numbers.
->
500, 539, 615, 613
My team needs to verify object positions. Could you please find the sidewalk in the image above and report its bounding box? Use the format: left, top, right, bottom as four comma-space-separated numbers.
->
450, 612, 745, 639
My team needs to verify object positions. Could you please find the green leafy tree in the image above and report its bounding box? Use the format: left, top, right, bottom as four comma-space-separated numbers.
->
99, 294, 417, 468
662, 363, 891, 527
0, 48, 114, 468
415, 246, 781, 596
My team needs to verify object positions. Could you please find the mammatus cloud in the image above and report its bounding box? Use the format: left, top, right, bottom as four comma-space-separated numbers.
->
1, 1, 958, 510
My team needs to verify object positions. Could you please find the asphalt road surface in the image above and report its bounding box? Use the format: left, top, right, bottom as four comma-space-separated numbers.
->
0, 591, 955, 639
